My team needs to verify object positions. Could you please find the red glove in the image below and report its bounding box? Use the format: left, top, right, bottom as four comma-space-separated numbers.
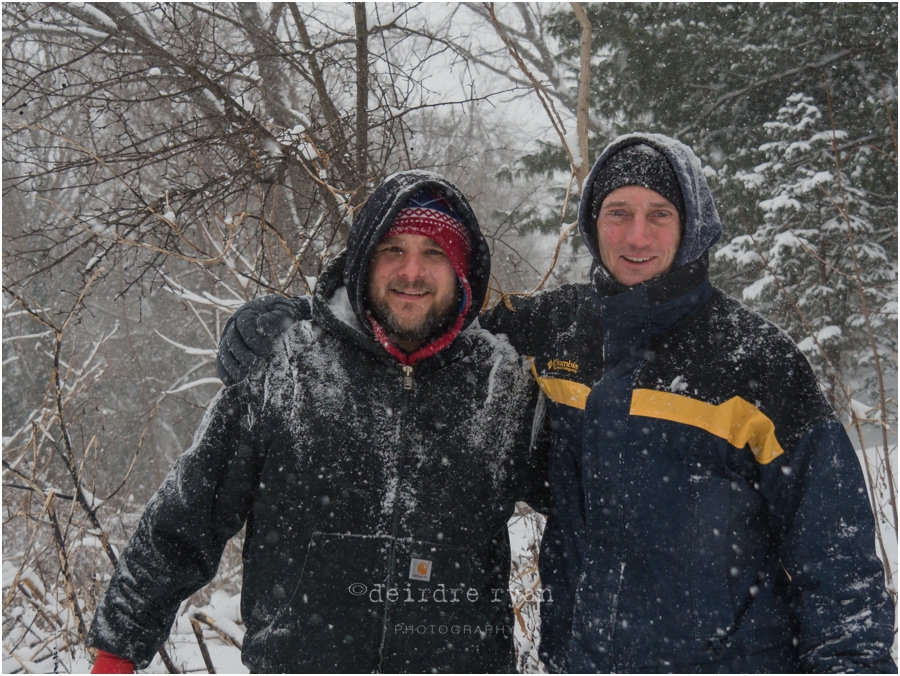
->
91, 650, 134, 674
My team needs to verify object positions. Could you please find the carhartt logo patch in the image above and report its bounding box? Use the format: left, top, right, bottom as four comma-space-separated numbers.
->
547, 358, 579, 374
409, 558, 432, 581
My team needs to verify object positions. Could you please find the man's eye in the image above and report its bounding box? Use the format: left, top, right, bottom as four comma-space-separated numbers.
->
425, 249, 446, 256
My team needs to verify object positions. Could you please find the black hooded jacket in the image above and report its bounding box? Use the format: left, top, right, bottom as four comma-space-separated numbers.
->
87, 171, 548, 672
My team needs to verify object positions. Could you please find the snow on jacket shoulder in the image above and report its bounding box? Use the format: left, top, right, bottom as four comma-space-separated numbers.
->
88, 172, 549, 673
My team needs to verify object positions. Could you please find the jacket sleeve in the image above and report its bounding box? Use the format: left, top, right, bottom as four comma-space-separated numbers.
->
538, 430, 586, 673
515, 389, 552, 516
760, 408, 895, 672
217, 295, 311, 386
86, 385, 264, 669
480, 295, 541, 356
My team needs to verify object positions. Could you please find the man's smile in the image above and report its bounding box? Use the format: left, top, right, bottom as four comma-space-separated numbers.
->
390, 287, 431, 299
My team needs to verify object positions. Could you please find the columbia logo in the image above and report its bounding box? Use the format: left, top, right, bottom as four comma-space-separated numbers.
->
409, 558, 432, 581
548, 358, 578, 374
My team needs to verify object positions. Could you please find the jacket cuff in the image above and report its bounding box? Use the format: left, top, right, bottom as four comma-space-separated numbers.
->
91, 650, 134, 674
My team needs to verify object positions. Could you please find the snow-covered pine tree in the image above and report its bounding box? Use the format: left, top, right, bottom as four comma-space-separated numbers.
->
717, 92, 897, 412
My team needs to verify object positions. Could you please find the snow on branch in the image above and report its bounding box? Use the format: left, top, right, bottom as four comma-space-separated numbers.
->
164, 378, 223, 395
153, 329, 217, 357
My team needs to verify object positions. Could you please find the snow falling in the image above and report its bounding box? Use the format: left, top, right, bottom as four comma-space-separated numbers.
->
2, 3, 896, 673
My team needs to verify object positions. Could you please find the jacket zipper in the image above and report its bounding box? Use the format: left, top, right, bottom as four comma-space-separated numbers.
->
377, 364, 413, 671
403, 364, 413, 390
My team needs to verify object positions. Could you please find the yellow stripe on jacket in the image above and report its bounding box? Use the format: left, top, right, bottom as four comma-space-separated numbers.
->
629, 389, 785, 464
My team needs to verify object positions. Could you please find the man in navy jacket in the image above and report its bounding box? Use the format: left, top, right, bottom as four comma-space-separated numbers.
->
484, 133, 895, 672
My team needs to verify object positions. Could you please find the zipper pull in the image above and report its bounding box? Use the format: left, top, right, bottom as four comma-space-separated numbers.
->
402, 365, 413, 390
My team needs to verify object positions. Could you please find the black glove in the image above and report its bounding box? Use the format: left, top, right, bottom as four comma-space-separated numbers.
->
217, 295, 312, 386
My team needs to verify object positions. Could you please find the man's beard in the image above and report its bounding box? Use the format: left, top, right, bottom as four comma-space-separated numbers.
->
368, 281, 460, 346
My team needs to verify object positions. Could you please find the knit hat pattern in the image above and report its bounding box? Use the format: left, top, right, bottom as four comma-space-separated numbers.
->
387, 202, 472, 286
589, 143, 686, 226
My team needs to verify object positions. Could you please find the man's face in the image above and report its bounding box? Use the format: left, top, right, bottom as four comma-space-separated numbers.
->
596, 185, 682, 286
367, 233, 459, 350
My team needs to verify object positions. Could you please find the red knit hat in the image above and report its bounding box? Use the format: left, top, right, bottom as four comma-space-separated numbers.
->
369, 192, 473, 365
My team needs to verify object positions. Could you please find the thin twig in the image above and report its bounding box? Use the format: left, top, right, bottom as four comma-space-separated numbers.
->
571, 2, 592, 188
2, 487, 53, 612
824, 77, 897, 538
45, 492, 89, 643
191, 618, 217, 674
191, 611, 243, 650
485, 3, 573, 166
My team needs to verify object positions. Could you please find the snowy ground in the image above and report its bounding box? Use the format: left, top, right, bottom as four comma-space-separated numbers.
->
132, 591, 248, 674
0, 578, 249, 675
854, 443, 898, 660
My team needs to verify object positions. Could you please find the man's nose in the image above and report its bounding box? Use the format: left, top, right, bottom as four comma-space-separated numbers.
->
625, 215, 653, 246
395, 251, 428, 279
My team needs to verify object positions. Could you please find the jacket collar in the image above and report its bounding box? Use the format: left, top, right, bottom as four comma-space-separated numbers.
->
592, 252, 710, 306
592, 254, 713, 364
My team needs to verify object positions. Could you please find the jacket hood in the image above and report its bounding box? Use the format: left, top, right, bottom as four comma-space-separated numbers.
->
578, 132, 722, 271
343, 170, 491, 334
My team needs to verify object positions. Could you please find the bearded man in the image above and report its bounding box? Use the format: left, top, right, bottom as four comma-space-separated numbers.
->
87, 172, 548, 673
